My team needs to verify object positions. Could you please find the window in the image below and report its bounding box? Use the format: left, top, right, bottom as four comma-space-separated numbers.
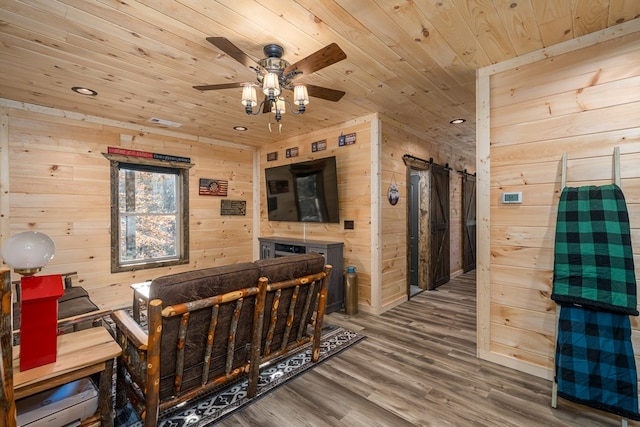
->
109, 158, 190, 272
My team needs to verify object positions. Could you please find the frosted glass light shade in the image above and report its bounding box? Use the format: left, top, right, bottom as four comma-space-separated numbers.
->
293, 85, 309, 106
272, 98, 286, 114
241, 85, 257, 107
1, 231, 55, 275
262, 73, 281, 97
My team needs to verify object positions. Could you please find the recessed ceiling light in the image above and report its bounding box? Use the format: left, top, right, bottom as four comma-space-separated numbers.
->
233, 126, 248, 131
71, 86, 97, 96
450, 118, 466, 124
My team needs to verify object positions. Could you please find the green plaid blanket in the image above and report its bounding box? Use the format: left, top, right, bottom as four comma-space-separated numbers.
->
552, 184, 638, 316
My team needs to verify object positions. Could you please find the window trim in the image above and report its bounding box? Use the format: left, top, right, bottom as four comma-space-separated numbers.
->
104, 153, 193, 273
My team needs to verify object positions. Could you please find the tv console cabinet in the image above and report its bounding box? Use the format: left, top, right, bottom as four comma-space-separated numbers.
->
258, 237, 344, 313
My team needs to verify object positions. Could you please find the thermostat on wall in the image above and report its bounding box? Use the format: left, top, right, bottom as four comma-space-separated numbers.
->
501, 192, 523, 204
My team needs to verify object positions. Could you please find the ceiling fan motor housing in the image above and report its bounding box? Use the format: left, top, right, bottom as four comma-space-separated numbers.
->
257, 44, 294, 88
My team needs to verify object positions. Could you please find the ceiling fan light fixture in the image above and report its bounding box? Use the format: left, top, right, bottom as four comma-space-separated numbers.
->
195, 38, 347, 130
293, 85, 309, 113
271, 98, 286, 122
272, 98, 286, 114
241, 85, 257, 109
262, 72, 281, 99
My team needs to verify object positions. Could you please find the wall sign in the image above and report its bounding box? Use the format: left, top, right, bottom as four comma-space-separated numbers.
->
285, 147, 299, 158
388, 183, 399, 205
312, 139, 327, 152
199, 178, 228, 196
267, 152, 278, 161
107, 146, 191, 163
387, 173, 399, 205
221, 200, 246, 216
338, 132, 356, 146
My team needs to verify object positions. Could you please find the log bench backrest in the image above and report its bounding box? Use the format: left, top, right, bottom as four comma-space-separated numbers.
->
148, 262, 260, 400
254, 254, 327, 356
111, 254, 332, 426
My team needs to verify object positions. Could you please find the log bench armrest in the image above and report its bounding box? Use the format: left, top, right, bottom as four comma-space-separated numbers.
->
111, 309, 148, 350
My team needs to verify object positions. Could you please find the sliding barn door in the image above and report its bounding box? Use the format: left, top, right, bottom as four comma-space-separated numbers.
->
462, 173, 476, 272
430, 163, 450, 289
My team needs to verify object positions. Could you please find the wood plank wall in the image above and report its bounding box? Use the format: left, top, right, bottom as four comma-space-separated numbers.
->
1, 106, 255, 309
1, 103, 475, 315
258, 117, 375, 311
258, 114, 474, 314
477, 21, 640, 378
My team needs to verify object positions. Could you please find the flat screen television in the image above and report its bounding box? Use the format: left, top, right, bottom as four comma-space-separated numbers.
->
265, 156, 340, 223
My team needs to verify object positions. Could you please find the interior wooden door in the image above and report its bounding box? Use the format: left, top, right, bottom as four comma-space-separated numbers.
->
462, 173, 476, 272
429, 163, 450, 289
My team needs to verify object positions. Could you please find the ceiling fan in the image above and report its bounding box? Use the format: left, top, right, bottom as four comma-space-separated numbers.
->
193, 37, 347, 123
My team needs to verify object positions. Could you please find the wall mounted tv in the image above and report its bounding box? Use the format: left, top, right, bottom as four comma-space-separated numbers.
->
265, 156, 340, 223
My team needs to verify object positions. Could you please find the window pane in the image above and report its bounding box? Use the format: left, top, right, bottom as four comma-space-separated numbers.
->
118, 168, 177, 214
111, 158, 188, 272
120, 214, 177, 262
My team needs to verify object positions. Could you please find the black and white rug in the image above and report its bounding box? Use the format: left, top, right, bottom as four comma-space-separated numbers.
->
115, 325, 365, 426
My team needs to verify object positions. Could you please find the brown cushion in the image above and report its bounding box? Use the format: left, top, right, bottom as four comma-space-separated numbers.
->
58, 287, 100, 318
253, 253, 325, 283
13, 286, 99, 331
149, 262, 261, 400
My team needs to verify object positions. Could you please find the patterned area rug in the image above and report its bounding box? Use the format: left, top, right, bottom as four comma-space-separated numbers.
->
114, 325, 365, 426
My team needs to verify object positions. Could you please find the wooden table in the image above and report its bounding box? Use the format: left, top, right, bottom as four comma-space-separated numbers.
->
12, 327, 121, 427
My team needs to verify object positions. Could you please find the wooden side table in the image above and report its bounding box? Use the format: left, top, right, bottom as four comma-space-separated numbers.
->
12, 327, 121, 427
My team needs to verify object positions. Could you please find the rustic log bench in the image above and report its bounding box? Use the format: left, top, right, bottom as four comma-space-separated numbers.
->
110, 254, 331, 427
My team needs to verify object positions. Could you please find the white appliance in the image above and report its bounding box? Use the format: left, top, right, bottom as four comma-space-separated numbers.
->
16, 377, 99, 427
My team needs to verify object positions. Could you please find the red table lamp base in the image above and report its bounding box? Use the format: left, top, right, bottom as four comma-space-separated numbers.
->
19, 274, 64, 371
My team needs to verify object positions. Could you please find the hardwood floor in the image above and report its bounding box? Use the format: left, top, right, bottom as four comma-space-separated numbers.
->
219, 271, 638, 426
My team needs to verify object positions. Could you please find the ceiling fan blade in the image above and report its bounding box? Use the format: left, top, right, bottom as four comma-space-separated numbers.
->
305, 84, 345, 102
193, 82, 246, 91
262, 96, 272, 113
206, 37, 257, 69
284, 43, 346, 76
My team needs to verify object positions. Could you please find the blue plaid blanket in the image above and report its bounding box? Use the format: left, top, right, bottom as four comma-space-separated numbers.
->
552, 184, 638, 315
555, 304, 640, 420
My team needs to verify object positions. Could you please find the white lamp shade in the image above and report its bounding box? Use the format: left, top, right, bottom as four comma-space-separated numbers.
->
241, 85, 257, 107
262, 72, 281, 97
272, 98, 286, 114
1, 231, 55, 271
293, 85, 309, 106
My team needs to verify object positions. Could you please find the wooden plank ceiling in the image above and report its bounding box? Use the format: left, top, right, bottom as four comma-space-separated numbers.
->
1, 1, 638, 159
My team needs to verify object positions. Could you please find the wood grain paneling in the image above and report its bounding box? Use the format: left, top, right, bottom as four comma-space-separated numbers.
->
478, 22, 640, 381
1, 2, 637, 162
3, 107, 255, 309
258, 119, 374, 310
380, 119, 473, 308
